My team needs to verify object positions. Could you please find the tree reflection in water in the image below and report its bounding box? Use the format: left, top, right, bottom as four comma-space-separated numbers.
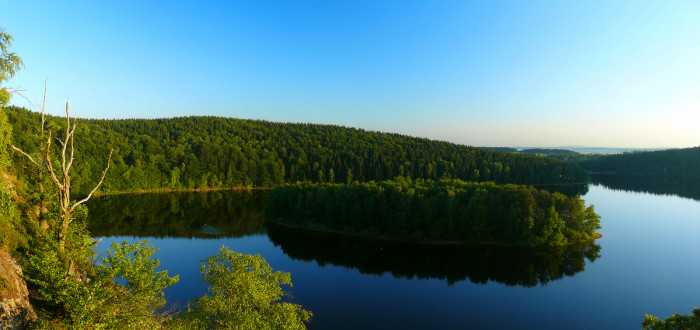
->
266, 222, 600, 287
591, 174, 700, 202
87, 190, 601, 288
87, 190, 267, 239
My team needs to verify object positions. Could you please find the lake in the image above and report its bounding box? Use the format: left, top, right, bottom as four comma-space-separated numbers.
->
87, 176, 700, 329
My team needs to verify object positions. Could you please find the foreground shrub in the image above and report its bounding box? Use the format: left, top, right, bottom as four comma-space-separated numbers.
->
24, 239, 178, 328
172, 246, 312, 329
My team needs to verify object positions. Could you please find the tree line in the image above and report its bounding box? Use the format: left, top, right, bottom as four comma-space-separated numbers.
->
4, 106, 589, 196
265, 178, 601, 247
579, 147, 700, 177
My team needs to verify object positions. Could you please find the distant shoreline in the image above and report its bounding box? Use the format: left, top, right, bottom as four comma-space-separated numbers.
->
590, 172, 700, 179
93, 186, 272, 197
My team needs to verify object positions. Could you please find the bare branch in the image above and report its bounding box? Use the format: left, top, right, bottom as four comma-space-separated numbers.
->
60, 138, 68, 174
41, 77, 47, 135
10, 144, 46, 170
44, 130, 64, 190
60, 101, 76, 172
5, 88, 42, 113
65, 123, 77, 172
10, 80, 114, 255
71, 148, 113, 212
0, 87, 27, 97
10, 79, 50, 172
2, 88, 37, 110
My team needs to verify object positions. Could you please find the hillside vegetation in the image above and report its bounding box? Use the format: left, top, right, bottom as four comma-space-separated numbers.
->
579, 147, 700, 177
5, 106, 589, 196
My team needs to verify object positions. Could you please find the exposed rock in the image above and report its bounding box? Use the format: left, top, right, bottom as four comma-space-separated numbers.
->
0, 250, 36, 329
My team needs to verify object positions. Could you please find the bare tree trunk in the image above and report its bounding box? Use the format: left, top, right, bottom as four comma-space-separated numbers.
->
38, 81, 48, 230
11, 83, 112, 255
38, 177, 48, 230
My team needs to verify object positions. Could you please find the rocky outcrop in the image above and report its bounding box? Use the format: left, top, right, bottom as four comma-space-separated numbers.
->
0, 250, 36, 329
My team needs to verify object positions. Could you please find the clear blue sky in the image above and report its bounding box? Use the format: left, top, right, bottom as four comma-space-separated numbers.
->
2, 1, 700, 148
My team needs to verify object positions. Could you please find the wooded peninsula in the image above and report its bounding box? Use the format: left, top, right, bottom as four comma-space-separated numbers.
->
4, 105, 602, 248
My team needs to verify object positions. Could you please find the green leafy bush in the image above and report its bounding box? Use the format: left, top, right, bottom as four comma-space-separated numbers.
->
173, 246, 312, 329
0, 189, 25, 251
24, 239, 178, 328
643, 308, 700, 329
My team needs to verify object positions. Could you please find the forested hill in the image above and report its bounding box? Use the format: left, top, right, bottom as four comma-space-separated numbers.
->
580, 147, 700, 177
5, 106, 588, 196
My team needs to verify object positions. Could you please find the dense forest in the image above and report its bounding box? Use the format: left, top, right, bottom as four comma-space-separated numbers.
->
518, 149, 597, 164
5, 106, 589, 196
490, 146, 700, 180
265, 178, 601, 247
579, 147, 700, 177
482, 147, 517, 152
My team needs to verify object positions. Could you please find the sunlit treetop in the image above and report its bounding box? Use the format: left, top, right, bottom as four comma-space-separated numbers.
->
0, 29, 23, 106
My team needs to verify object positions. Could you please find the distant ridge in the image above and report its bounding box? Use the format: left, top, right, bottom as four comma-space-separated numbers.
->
500, 146, 671, 155
580, 146, 700, 177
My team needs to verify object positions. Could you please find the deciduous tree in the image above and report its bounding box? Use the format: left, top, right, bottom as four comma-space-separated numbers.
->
174, 246, 312, 329
0, 29, 23, 107
0, 29, 23, 170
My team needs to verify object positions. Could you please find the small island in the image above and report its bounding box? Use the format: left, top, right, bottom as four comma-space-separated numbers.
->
264, 178, 601, 247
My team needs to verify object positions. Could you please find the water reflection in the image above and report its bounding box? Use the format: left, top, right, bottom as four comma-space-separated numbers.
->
87, 190, 267, 238
531, 183, 589, 197
591, 174, 700, 202
266, 222, 601, 287
87, 190, 601, 288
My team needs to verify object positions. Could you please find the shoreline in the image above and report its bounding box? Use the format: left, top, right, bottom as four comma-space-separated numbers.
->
90, 188, 603, 248
265, 218, 602, 249
92, 186, 272, 197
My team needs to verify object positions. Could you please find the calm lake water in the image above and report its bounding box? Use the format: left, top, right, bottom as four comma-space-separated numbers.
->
87, 176, 700, 329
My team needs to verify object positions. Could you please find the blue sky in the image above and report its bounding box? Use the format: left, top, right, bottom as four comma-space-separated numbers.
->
2, 1, 700, 148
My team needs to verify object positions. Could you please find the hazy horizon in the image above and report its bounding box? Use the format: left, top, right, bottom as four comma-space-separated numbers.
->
3, 1, 700, 149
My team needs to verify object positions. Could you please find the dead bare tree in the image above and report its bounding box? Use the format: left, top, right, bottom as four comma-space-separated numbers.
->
12, 91, 112, 253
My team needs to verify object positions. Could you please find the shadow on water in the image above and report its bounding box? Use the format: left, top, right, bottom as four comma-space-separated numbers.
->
531, 183, 589, 197
266, 222, 601, 287
591, 174, 700, 202
87, 190, 601, 288
86, 190, 268, 238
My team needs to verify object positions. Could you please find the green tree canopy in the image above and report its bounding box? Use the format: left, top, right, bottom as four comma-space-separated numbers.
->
5, 106, 590, 196
0, 29, 23, 169
0, 29, 23, 106
265, 179, 601, 246
24, 239, 179, 328
643, 308, 700, 329
174, 246, 312, 329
